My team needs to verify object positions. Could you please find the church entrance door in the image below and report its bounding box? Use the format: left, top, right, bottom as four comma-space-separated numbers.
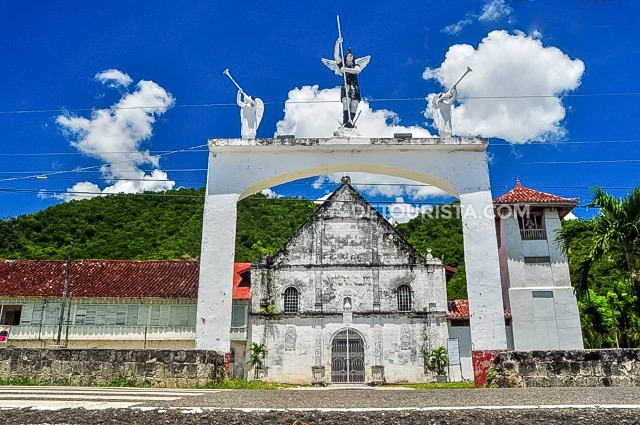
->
331, 329, 365, 383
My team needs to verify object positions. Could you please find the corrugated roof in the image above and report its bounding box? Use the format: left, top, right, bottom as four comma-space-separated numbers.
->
0, 259, 200, 299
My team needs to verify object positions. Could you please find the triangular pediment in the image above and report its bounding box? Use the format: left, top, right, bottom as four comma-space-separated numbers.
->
267, 178, 423, 267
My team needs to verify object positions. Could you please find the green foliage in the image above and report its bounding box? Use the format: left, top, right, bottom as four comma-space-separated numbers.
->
427, 346, 449, 376
556, 185, 640, 348
384, 381, 475, 390
198, 378, 293, 389
103, 375, 149, 387
395, 204, 466, 300
0, 189, 316, 262
247, 342, 268, 379
0, 375, 44, 386
235, 193, 316, 262
485, 368, 497, 387
260, 304, 280, 316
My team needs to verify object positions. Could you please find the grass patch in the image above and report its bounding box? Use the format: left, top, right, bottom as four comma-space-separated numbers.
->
0, 376, 46, 386
384, 381, 475, 390
199, 378, 297, 390
103, 376, 151, 388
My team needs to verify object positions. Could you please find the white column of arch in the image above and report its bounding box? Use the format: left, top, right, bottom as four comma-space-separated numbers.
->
452, 148, 507, 354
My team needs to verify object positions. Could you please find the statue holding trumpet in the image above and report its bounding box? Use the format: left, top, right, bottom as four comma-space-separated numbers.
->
223, 69, 264, 140
431, 67, 472, 138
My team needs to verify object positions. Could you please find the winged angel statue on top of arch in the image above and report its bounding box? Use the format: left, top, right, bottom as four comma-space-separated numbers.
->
321, 16, 371, 135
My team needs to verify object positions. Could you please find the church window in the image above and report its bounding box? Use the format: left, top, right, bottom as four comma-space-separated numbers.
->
396, 285, 412, 312
283, 287, 299, 314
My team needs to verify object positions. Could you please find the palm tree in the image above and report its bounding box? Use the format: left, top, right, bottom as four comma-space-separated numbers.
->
556, 186, 640, 304
247, 343, 268, 379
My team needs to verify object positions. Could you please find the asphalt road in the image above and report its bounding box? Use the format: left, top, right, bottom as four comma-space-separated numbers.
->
1, 386, 640, 424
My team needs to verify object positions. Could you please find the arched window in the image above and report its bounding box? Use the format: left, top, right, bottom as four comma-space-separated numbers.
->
283, 287, 299, 314
396, 285, 412, 312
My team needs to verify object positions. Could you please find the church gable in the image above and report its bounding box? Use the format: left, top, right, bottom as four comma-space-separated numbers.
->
269, 177, 423, 267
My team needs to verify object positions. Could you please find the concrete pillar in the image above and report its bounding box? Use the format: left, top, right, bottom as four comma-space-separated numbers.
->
459, 189, 508, 387
195, 192, 240, 351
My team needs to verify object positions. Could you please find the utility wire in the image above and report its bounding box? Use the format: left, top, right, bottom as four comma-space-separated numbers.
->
0, 187, 607, 212
0, 144, 208, 183
2, 91, 640, 115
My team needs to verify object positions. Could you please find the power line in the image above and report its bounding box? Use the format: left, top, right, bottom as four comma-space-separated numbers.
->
0, 186, 609, 213
0, 144, 208, 183
2, 91, 640, 115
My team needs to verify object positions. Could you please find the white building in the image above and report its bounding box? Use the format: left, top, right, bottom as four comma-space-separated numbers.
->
248, 176, 450, 384
494, 180, 583, 351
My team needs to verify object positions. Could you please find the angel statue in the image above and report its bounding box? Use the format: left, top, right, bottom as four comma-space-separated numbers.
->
223, 69, 264, 140
321, 34, 371, 129
236, 91, 263, 140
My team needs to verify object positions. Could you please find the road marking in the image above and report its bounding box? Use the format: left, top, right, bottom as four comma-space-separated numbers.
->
0, 386, 209, 411
189, 404, 640, 413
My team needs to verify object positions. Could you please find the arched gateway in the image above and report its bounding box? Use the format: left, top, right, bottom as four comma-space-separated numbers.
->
196, 136, 508, 384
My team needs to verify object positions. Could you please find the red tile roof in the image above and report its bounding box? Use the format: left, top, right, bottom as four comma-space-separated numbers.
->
0, 260, 252, 300
494, 181, 578, 218
494, 181, 578, 206
447, 299, 511, 320
233, 263, 252, 300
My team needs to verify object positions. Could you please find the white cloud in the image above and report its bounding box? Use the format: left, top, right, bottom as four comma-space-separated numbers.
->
387, 197, 421, 224
442, 0, 512, 35
313, 173, 449, 202
95, 69, 133, 88
479, 0, 512, 22
563, 212, 578, 221
423, 30, 584, 143
442, 18, 474, 36
314, 193, 331, 205
275, 85, 432, 139
55, 69, 176, 201
261, 188, 283, 198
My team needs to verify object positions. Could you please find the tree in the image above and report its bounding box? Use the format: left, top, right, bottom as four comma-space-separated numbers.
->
556, 186, 640, 305
427, 346, 449, 376
247, 342, 268, 379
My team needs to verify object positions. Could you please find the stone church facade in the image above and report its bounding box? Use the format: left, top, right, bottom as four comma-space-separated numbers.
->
248, 176, 449, 384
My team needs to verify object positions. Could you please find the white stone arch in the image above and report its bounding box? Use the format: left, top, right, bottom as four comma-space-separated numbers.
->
237, 164, 458, 201
197, 137, 507, 379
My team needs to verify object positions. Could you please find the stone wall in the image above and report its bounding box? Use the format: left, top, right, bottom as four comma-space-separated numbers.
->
0, 348, 226, 387
490, 349, 640, 387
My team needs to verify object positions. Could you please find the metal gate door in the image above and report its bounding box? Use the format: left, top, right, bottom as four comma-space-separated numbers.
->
331, 329, 364, 383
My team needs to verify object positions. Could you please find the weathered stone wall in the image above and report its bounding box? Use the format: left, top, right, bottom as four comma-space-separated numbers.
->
490, 349, 640, 387
0, 348, 226, 387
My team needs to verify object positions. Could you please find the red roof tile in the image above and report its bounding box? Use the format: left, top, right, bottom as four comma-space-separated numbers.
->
233, 263, 252, 300
447, 299, 511, 320
0, 260, 252, 300
494, 181, 578, 206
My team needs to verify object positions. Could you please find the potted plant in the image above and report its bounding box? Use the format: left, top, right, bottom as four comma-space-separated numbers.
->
247, 342, 268, 380
427, 346, 449, 382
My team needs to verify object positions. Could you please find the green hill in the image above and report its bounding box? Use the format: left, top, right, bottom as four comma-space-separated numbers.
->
0, 188, 466, 298
0, 189, 317, 262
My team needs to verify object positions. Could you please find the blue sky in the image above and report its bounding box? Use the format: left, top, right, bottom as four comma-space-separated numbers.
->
1, 0, 638, 221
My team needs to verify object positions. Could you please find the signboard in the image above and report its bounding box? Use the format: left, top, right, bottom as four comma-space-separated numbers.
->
447, 337, 460, 365
0, 326, 10, 343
